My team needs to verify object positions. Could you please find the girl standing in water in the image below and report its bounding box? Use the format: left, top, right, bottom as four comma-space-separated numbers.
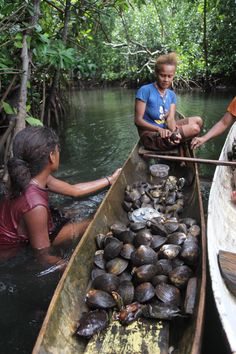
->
0, 126, 120, 250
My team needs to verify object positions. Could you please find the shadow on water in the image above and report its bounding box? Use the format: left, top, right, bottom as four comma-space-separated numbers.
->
0, 88, 235, 353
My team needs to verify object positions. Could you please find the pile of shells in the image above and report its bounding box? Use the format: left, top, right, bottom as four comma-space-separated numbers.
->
76, 175, 200, 338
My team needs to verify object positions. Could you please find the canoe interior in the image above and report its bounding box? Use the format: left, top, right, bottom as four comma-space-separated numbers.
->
33, 142, 206, 354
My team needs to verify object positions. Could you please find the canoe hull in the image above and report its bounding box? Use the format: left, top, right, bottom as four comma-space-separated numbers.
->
208, 122, 236, 353
33, 142, 206, 354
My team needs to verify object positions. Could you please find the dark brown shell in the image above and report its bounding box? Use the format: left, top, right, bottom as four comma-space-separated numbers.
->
188, 224, 201, 237
117, 281, 134, 305
177, 223, 188, 234
124, 189, 141, 202
156, 259, 173, 275
120, 243, 135, 260
131, 245, 158, 266
155, 283, 181, 306
142, 301, 180, 320
134, 229, 153, 247
181, 240, 199, 265
151, 235, 167, 250
103, 238, 123, 260
159, 244, 181, 260
132, 264, 158, 283
94, 250, 105, 270
95, 233, 107, 249
169, 265, 192, 288
91, 273, 120, 293
90, 268, 106, 281
115, 230, 135, 244
151, 275, 169, 287
148, 219, 167, 237
106, 257, 129, 275
119, 271, 132, 282
129, 222, 146, 232
167, 232, 187, 245
76, 310, 108, 337
86, 289, 116, 309
180, 218, 197, 227
110, 223, 127, 236
134, 282, 155, 303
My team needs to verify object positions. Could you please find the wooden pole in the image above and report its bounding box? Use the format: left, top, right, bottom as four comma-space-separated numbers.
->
140, 153, 236, 167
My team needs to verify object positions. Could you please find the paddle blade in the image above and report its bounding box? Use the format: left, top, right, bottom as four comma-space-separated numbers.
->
218, 250, 236, 297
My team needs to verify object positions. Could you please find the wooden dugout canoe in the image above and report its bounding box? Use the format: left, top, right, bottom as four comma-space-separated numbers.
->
208, 122, 236, 353
33, 139, 206, 354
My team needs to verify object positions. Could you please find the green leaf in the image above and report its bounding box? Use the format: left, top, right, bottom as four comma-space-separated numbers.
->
14, 41, 23, 48
2, 101, 16, 115
25, 116, 43, 126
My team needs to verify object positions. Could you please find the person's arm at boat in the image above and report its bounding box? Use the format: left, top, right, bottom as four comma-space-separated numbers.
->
166, 103, 177, 132
191, 112, 235, 149
46, 168, 121, 197
135, 99, 172, 138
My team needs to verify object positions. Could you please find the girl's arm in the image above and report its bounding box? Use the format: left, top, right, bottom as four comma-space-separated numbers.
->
135, 99, 171, 138
46, 168, 121, 197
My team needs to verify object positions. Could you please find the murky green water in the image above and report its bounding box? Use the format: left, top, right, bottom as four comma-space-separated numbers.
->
1, 88, 235, 353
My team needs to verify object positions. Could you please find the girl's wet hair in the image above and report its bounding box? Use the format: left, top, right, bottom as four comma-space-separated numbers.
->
7, 126, 59, 198
155, 52, 177, 74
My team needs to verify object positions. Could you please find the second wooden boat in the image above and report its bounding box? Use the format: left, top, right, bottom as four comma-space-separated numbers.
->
33, 139, 206, 354
208, 122, 236, 353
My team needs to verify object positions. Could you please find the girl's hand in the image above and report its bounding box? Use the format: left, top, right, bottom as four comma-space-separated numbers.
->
191, 136, 206, 149
158, 128, 172, 139
108, 168, 122, 185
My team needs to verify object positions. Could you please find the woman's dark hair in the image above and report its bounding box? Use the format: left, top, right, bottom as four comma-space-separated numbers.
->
155, 52, 177, 74
7, 126, 59, 198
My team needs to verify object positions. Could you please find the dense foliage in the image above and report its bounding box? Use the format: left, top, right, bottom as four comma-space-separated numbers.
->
0, 0, 235, 150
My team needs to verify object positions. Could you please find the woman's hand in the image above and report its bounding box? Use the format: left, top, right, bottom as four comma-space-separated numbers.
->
108, 168, 122, 185
158, 128, 172, 139
231, 191, 236, 204
191, 136, 206, 149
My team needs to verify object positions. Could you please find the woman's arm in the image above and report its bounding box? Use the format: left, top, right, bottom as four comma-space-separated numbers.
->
166, 103, 177, 132
135, 99, 171, 138
46, 168, 121, 197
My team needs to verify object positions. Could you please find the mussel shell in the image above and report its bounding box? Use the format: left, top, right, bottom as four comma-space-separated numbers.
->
140, 194, 151, 204
131, 245, 158, 266
172, 258, 185, 268
119, 271, 132, 282
91, 273, 120, 293
91, 267, 106, 281
132, 264, 158, 283
129, 222, 146, 232
134, 229, 153, 247
177, 223, 188, 234
151, 235, 167, 250
122, 201, 133, 212
134, 282, 155, 303
132, 199, 142, 209
120, 243, 135, 260
76, 309, 108, 337
106, 257, 129, 275
124, 189, 141, 202
148, 219, 167, 237
117, 281, 134, 305
169, 265, 192, 288
155, 283, 181, 306
188, 224, 201, 237
180, 218, 197, 227
86, 289, 116, 309
165, 192, 177, 205
167, 232, 187, 245
151, 275, 169, 286
115, 230, 135, 244
181, 240, 199, 265
110, 223, 127, 236
96, 233, 107, 249
159, 244, 181, 260
94, 250, 106, 270
142, 301, 180, 320
156, 259, 173, 275
103, 238, 123, 260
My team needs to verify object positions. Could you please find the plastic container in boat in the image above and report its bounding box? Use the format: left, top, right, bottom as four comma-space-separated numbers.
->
149, 164, 170, 179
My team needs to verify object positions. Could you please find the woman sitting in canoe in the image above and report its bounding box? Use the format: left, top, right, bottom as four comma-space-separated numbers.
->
0, 126, 120, 250
134, 52, 203, 150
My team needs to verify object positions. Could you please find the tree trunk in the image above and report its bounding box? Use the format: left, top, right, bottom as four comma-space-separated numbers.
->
44, 0, 71, 124
203, 0, 210, 91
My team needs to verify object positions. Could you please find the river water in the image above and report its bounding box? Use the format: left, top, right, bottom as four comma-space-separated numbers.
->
0, 88, 235, 353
